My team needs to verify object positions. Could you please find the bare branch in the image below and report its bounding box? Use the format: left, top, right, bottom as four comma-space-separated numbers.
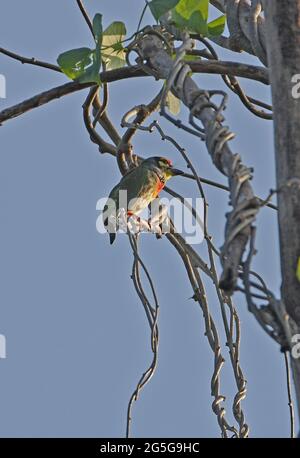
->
126, 234, 159, 438
0, 47, 269, 125
1, 44, 268, 84
114, 112, 250, 435
118, 88, 163, 174
263, 0, 300, 424
82, 86, 116, 155
192, 35, 272, 119
0, 47, 61, 72
135, 31, 260, 293
92, 91, 122, 146
283, 351, 295, 438
211, 0, 267, 65
167, 229, 240, 437
0, 67, 145, 125
190, 59, 269, 85
76, 0, 94, 38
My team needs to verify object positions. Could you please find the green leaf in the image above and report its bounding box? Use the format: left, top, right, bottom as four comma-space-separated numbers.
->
297, 258, 300, 282
93, 13, 103, 43
175, 0, 208, 21
57, 47, 101, 84
102, 54, 125, 70
188, 10, 208, 34
171, 9, 189, 28
149, 0, 180, 21
57, 47, 95, 80
171, 0, 209, 31
102, 21, 126, 47
57, 14, 103, 84
102, 21, 127, 70
208, 14, 226, 36
78, 49, 101, 84
166, 91, 181, 115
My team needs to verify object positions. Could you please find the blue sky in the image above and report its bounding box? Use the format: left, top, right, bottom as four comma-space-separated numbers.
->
0, 0, 297, 437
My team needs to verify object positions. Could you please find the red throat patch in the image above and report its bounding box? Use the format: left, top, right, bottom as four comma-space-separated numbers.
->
154, 178, 165, 197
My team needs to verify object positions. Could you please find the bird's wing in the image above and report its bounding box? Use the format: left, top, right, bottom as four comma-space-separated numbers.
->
104, 166, 159, 219
119, 167, 159, 212
102, 170, 140, 224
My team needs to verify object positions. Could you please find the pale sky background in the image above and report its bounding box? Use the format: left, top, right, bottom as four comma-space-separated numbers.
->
0, 0, 297, 438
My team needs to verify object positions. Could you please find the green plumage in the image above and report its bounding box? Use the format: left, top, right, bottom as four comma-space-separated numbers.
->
107, 165, 160, 213
103, 157, 183, 244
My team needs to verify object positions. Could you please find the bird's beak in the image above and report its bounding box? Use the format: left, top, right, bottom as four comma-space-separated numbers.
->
170, 167, 184, 176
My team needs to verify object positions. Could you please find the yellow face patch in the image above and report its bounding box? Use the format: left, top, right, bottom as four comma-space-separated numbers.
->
164, 169, 174, 180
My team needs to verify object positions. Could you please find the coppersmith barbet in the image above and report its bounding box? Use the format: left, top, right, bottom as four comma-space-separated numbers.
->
103, 156, 183, 244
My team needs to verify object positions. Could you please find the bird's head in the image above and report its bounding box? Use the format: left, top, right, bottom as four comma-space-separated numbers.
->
143, 156, 184, 181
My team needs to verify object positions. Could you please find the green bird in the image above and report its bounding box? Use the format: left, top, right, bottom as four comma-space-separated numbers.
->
103, 156, 184, 244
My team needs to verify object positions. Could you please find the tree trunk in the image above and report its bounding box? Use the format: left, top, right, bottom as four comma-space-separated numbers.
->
263, 0, 300, 427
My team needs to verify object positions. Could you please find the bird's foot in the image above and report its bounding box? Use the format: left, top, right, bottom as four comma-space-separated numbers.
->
127, 214, 151, 234
147, 218, 163, 238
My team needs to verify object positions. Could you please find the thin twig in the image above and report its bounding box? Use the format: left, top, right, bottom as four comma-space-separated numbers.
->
0, 47, 61, 72
283, 351, 295, 438
0, 66, 146, 125
92, 91, 122, 146
76, 0, 94, 38
136, 1, 149, 33
192, 36, 272, 119
126, 233, 159, 438
82, 86, 116, 155
118, 88, 163, 173
92, 63, 109, 127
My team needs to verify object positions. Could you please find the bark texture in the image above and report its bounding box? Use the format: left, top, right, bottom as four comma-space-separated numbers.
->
263, 1, 300, 325
263, 0, 300, 425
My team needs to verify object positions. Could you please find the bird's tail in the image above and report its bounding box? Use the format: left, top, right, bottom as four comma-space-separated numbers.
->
109, 233, 116, 245
103, 215, 117, 245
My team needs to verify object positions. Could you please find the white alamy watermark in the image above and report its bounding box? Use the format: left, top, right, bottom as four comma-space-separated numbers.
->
0, 334, 6, 359
291, 334, 300, 359
291, 74, 300, 99
0, 74, 6, 99
96, 192, 205, 244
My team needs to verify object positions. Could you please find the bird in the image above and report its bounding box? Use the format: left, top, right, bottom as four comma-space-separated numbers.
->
103, 156, 184, 244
